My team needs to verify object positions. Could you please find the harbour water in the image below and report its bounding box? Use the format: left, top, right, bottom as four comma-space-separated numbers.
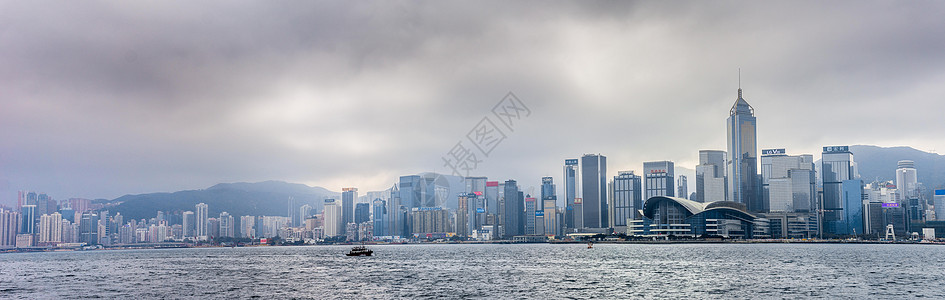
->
1, 243, 943, 299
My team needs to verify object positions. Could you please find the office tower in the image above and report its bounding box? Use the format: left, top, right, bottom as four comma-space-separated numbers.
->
387, 184, 403, 238
219, 212, 235, 238
196, 203, 209, 240
98, 210, 111, 245
182, 211, 195, 238
240, 216, 256, 238
841, 180, 865, 236
465, 176, 488, 229
457, 193, 471, 237
79, 212, 98, 244
821, 146, 857, 236
760, 149, 816, 213
696, 150, 727, 203
354, 203, 370, 224
399, 175, 421, 209
465, 177, 488, 195
299, 204, 312, 225
727, 86, 760, 211
485, 181, 499, 225
59, 207, 75, 223
539, 177, 555, 210
896, 160, 919, 201
644, 161, 675, 199
542, 198, 559, 237
373, 199, 387, 237
503, 180, 524, 238
408, 207, 451, 236
610, 171, 642, 231
677, 175, 688, 200
19, 205, 36, 234
38, 212, 62, 244
934, 190, 945, 221
323, 199, 343, 237
1, 208, 19, 247
207, 218, 220, 239
581, 154, 608, 228
563, 159, 579, 229
342, 188, 358, 226
525, 197, 537, 235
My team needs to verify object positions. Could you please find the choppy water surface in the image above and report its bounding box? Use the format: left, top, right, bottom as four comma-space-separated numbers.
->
1, 243, 944, 299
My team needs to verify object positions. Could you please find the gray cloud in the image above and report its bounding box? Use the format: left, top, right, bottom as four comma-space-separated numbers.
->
1, 1, 944, 204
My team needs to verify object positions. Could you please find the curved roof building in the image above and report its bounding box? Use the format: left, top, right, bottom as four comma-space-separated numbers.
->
637, 196, 760, 238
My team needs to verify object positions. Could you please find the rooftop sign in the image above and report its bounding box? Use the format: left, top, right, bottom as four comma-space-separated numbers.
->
823, 146, 850, 153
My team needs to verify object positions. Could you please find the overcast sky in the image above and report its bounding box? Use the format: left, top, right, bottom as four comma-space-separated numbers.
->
2, 1, 944, 205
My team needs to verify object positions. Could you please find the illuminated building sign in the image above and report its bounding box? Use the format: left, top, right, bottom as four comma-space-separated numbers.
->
936, 190, 945, 196
882, 203, 900, 208
823, 146, 850, 153
650, 169, 667, 174
476, 208, 485, 213
486, 181, 499, 187
565, 159, 578, 166
535, 211, 544, 217
574, 197, 583, 204
473, 191, 483, 196
762, 149, 786, 155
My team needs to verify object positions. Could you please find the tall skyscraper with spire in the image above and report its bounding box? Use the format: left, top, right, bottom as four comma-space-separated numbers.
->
726, 82, 761, 212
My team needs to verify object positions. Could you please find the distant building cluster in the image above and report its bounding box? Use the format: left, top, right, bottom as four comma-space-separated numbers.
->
3, 86, 945, 250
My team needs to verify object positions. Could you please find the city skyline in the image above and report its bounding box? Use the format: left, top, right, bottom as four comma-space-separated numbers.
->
3, 2, 945, 205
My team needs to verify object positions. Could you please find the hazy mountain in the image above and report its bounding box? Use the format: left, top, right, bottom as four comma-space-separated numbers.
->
110, 181, 339, 221
850, 145, 945, 196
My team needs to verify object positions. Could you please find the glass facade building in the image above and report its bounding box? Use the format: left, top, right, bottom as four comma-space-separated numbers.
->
644, 161, 675, 199
581, 154, 607, 228
610, 171, 642, 228
726, 88, 761, 212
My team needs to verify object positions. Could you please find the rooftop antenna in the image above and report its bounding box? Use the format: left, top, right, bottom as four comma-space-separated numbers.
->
738, 68, 741, 89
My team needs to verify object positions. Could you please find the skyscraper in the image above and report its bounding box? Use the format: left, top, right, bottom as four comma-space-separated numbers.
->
821, 146, 857, 236
323, 199, 342, 237
610, 171, 642, 231
38, 212, 62, 245
677, 175, 688, 200
540, 177, 555, 210
373, 199, 387, 237
0, 208, 19, 248
644, 161, 675, 199
342, 188, 358, 226
354, 203, 370, 224
581, 154, 607, 228
524, 197, 537, 235
240, 215, 256, 238
563, 159, 579, 229
288, 197, 300, 227
195, 203, 209, 240
182, 211, 195, 238
896, 161, 923, 222
219, 212, 235, 238
727, 86, 761, 212
696, 150, 727, 202
503, 180, 524, 238
760, 149, 815, 213
934, 190, 945, 221
19, 205, 36, 234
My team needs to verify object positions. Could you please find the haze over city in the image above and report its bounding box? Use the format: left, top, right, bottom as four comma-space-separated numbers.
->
2, 1, 944, 204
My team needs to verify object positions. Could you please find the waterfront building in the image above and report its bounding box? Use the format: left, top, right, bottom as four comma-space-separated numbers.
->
346, 223, 359, 241
2, 209, 21, 247
196, 203, 209, 240
288, 197, 300, 227
841, 180, 865, 236
38, 212, 62, 245
563, 159, 579, 230
760, 149, 815, 213
644, 161, 675, 199
207, 218, 220, 239
581, 154, 608, 228
358, 222, 373, 241
610, 171, 642, 232
896, 160, 919, 201
485, 181, 500, 227
387, 184, 404, 238
456, 193, 472, 237
542, 198, 559, 237
19, 205, 36, 234
635, 196, 758, 238
372, 199, 387, 237
465, 176, 488, 230
525, 197, 537, 235
540, 177, 555, 210
821, 146, 858, 236
182, 211, 195, 238
323, 199, 343, 237
240, 215, 256, 238
726, 87, 761, 212
502, 180, 524, 238
219, 212, 235, 238
117, 224, 133, 244
408, 207, 451, 238
677, 175, 688, 200
342, 188, 358, 226
79, 212, 97, 244
695, 150, 727, 203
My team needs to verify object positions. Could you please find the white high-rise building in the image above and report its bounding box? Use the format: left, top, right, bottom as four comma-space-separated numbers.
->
196, 203, 209, 240
219, 212, 235, 238
761, 149, 815, 213
695, 150, 727, 203
240, 216, 256, 238
38, 212, 62, 244
323, 199, 343, 237
896, 160, 918, 201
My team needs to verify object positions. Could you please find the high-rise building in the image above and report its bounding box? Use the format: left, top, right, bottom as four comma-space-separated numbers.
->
288, 197, 300, 227
19, 205, 36, 235
525, 197, 537, 235
0, 208, 19, 248
342, 188, 358, 226
581, 154, 607, 228
695, 150, 727, 203
38, 212, 62, 244
841, 179, 865, 236
563, 159, 579, 229
727, 87, 761, 212
408, 207, 451, 236
542, 198, 559, 237
372, 199, 387, 237
503, 180, 524, 238
387, 184, 403, 238
79, 212, 98, 244
323, 199, 343, 237
821, 146, 857, 236
456, 193, 472, 237
182, 211, 195, 238
677, 175, 688, 200
485, 181, 500, 225
610, 171, 642, 231
934, 190, 945, 221
540, 177, 555, 210
465, 176, 488, 230
240, 215, 256, 238
195, 203, 209, 240
760, 149, 816, 213
354, 203, 370, 224
299, 204, 312, 225
219, 212, 235, 238
896, 160, 919, 201
644, 161, 675, 199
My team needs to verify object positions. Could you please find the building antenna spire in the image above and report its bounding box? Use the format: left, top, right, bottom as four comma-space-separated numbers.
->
738, 68, 741, 89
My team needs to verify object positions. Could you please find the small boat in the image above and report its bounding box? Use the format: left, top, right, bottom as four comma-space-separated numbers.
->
346, 245, 373, 256
587, 241, 593, 249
